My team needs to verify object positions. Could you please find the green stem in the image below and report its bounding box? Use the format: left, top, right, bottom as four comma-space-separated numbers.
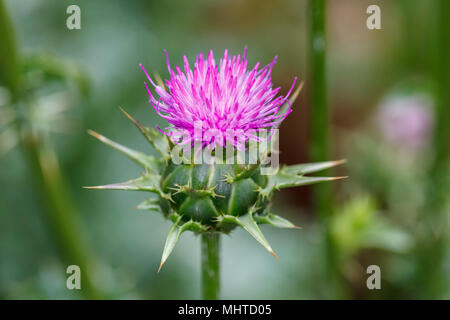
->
309, 0, 328, 168
201, 233, 220, 300
398, 0, 421, 74
415, 0, 450, 299
22, 136, 103, 299
0, 0, 20, 100
430, 1, 450, 178
0, 0, 103, 299
309, 0, 331, 218
309, 0, 341, 297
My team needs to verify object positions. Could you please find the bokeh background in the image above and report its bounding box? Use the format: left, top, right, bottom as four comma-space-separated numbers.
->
0, 0, 449, 299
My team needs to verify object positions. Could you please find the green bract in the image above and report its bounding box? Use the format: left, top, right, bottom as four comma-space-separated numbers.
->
86, 108, 345, 270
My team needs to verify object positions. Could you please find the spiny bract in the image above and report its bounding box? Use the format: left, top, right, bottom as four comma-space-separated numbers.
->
86, 49, 345, 270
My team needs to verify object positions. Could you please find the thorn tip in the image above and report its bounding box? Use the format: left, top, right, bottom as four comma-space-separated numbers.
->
333, 159, 347, 166
157, 261, 164, 273
270, 250, 279, 259
87, 129, 100, 138
331, 176, 348, 181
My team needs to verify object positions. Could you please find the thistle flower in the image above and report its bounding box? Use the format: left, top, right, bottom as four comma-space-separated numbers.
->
139, 48, 297, 150
86, 48, 345, 279
376, 94, 434, 151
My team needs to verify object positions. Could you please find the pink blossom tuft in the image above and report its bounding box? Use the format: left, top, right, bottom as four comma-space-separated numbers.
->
140, 48, 297, 150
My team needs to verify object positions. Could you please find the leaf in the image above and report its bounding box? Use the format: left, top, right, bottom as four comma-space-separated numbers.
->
219, 213, 277, 258
284, 159, 346, 175
159, 216, 183, 272
361, 220, 412, 253
136, 198, 160, 211
258, 165, 347, 198
120, 107, 170, 158
23, 53, 90, 96
84, 171, 171, 200
227, 163, 260, 183
254, 213, 301, 229
275, 175, 345, 189
146, 127, 171, 159
183, 220, 209, 233
88, 129, 160, 172
158, 217, 207, 271
330, 195, 412, 255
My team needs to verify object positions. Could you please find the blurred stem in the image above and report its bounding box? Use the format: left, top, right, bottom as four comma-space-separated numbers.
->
21, 136, 103, 299
0, 0, 20, 100
309, 0, 329, 214
309, 0, 341, 297
201, 233, 220, 300
416, 0, 450, 299
398, 0, 421, 73
430, 1, 450, 177
0, 0, 102, 299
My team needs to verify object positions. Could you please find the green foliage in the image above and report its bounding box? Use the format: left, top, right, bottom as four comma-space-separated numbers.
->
330, 195, 412, 263
0, 1, 102, 299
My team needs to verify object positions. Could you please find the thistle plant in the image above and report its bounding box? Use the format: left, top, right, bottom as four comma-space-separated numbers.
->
87, 48, 345, 299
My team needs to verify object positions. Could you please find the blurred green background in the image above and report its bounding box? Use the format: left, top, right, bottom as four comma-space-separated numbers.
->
0, 0, 449, 299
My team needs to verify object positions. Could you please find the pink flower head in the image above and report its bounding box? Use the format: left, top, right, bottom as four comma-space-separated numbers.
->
376, 94, 434, 151
140, 48, 297, 150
